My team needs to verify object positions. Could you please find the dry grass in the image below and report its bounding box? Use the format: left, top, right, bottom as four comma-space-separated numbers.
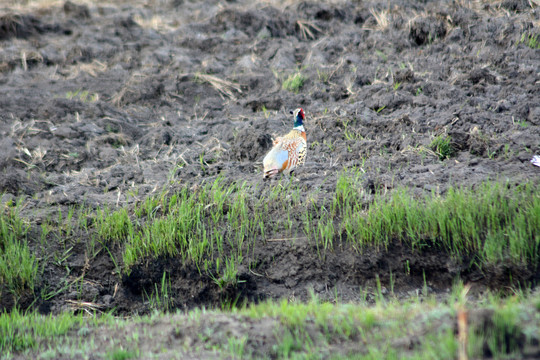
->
65, 300, 104, 315
195, 73, 242, 100
20, 51, 43, 71
63, 60, 108, 79
133, 14, 176, 33
14, 146, 48, 168
400, 144, 438, 159
1, 0, 64, 14
367, 8, 390, 31
296, 19, 322, 40
111, 72, 145, 106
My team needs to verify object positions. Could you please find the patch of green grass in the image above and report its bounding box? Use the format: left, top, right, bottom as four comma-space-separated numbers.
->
0, 308, 84, 354
22, 166, 529, 310
261, 105, 270, 119
226, 336, 248, 359
282, 72, 306, 93
94, 207, 134, 243
2, 288, 539, 359
430, 134, 455, 160
121, 177, 260, 284
340, 118, 363, 141
107, 348, 138, 360
144, 271, 173, 312
241, 289, 539, 359
375, 49, 387, 62
0, 198, 38, 296
83, 170, 539, 282
317, 68, 331, 84
518, 32, 540, 49
66, 89, 99, 102
516, 118, 529, 128
340, 180, 540, 265
208, 255, 243, 289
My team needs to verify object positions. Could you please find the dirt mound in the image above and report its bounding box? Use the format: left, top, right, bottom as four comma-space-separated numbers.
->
0, 13, 69, 40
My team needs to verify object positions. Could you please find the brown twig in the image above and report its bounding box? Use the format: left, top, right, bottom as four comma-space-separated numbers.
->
195, 73, 242, 100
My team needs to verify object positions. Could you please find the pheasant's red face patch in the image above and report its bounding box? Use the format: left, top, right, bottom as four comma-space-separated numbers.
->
293, 108, 305, 120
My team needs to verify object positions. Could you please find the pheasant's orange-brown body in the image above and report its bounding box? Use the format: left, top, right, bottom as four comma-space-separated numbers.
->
263, 108, 307, 179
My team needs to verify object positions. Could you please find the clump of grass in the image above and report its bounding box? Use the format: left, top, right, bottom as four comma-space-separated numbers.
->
0, 308, 84, 354
94, 207, 133, 243
518, 32, 540, 49
107, 348, 138, 360
0, 199, 38, 296
317, 68, 331, 84
296, 19, 322, 40
339, 118, 363, 141
121, 178, 259, 277
340, 181, 540, 265
430, 134, 455, 160
66, 89, 99, 102
369, 8, 389, 31
282, 72, 305, 93
144, 272, 173, 312
208, 255, 243, 290
241, 290, 540, 359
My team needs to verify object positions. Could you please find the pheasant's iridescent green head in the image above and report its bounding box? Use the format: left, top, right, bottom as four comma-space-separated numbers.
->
291, 108, 305, 130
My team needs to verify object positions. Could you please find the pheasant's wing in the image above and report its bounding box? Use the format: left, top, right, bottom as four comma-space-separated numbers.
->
263, 134, 306, 177
277, 137, 305, 169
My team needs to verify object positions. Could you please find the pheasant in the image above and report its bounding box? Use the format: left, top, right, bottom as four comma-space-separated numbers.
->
263, 108, 307, 179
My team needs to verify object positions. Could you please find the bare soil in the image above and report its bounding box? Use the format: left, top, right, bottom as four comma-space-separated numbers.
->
1, 0, 539, 319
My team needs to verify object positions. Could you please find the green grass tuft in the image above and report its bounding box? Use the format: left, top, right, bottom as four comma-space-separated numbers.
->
282, 72, 305, 93
519, 32, 540, 49
0, 308, 84, 354
107, 348, 138, 360
430, 134, 455, 160
66, 89, 99, 102
339, 180, 540, 265
94, 207, 133, 243
144, 271, 173, 312
0, 199, 38, 296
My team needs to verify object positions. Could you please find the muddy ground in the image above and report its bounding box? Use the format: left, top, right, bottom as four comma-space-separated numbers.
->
0, 0, 539, 319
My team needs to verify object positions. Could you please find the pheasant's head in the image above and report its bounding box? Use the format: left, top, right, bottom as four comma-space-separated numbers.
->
291, 108, 305, 130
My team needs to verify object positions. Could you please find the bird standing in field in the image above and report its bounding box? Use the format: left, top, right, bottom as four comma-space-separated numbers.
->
263, 108, 307, 179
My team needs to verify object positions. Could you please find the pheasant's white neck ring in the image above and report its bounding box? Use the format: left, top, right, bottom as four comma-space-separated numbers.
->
294, 124, 305, 132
